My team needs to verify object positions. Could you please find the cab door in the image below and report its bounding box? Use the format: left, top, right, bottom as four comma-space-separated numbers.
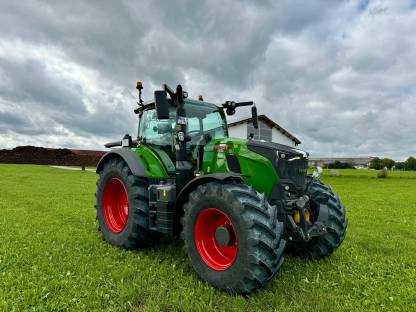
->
138, 108, 176, 175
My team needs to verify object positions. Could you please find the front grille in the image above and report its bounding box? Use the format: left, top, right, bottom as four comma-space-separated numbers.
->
276, 158, 308, 190
246, 140, 309, 191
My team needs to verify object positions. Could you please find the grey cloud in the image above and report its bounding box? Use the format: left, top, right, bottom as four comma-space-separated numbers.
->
0, 58, 86, 112
0, 0, 415, 159
0, 54, 136, 141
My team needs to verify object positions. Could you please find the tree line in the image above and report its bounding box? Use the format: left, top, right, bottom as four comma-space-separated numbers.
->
370, 157, 416, 170
324, 157, 416, 170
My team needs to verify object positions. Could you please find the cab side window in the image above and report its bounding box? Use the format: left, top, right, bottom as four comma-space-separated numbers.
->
203, 112, 225, 138
139, 109, 175, 146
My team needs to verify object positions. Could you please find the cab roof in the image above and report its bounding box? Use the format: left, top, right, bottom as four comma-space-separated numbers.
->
140, 98, 219, 110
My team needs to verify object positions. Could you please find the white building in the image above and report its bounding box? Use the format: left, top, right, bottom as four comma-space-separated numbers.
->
227, 115, 301, 147
308, 157, 375, 169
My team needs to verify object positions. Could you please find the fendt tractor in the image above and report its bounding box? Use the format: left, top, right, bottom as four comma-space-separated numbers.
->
95, 82, 347, 294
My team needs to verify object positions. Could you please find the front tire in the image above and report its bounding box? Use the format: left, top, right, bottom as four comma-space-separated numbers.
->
288, 177, 347, 259
95, 158, 159, 249
181, 182, 286, 294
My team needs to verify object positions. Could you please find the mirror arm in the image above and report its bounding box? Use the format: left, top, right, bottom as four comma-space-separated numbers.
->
164, 84, 176, 102
252, 105, 258, 129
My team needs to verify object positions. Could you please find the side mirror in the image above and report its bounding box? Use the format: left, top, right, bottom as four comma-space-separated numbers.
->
154, 90, 170, 119
251, 106, 258, 129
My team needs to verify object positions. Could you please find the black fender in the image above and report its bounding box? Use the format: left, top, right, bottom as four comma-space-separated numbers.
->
176, 173, 243, 209
96, 148, 147, 177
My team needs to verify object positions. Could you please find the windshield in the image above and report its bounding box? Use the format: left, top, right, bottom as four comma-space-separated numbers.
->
138, 101, 227, 148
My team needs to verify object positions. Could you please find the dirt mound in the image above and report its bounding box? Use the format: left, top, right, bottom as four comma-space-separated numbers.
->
0, 146, 105, 166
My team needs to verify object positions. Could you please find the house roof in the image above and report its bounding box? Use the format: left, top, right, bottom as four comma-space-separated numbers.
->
228, 114, 301, 145
308, 157, 375, 166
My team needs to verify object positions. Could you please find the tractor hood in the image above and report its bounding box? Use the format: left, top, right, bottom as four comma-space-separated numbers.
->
247, 140, 309, 160
246, 140, 309, 191
202, 137, 308, 194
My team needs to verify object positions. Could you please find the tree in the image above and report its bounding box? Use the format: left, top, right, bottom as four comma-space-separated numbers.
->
395, 162, 405, 170
405, 157, 416, 171
370, 157, 383, 170
328, 161, 353, 169
370, 157, 396, 170
381, 158, 395, 169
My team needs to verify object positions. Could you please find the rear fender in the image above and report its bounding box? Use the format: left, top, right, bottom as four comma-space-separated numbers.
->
96, 148, 147, 177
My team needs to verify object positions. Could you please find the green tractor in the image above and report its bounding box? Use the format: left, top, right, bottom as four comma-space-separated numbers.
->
95, 82, 347, 294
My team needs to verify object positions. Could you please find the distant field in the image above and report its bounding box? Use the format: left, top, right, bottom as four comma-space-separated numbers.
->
317, 168, 416, 179
0, 165, 415, 311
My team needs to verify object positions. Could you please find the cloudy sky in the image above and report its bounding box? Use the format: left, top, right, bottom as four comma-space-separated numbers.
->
0, 0, 415, 160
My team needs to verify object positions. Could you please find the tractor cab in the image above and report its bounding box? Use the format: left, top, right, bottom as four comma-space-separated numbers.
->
133, 83, 258, 191
137, 98, 228, 162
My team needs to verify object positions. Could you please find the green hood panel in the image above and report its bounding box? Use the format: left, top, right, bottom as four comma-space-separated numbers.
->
132, 138, 279, 194
202, 138, 279, 195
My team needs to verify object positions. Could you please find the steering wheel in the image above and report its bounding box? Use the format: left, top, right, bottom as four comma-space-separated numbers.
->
187, 130, 202, 136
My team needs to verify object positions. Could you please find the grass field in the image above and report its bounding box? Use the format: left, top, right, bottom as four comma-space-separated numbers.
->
0, 165, 415, 311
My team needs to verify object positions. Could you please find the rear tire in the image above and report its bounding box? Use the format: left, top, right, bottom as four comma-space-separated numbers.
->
181, 182, 286, 294
288, 178, 347, 259
95, 158, 159, 249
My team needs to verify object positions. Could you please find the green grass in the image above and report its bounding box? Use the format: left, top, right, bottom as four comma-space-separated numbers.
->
0, 165, 415, 311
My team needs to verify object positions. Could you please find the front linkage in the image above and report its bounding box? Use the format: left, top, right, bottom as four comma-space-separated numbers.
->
284, 169, 329, 242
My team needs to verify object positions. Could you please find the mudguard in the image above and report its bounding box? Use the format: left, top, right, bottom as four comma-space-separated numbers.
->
176, 173, 243, 208
96, 148, 147, 177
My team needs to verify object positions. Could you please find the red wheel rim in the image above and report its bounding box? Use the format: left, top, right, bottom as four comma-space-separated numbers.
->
194, 208, 238, 270
103, 178, 129, 233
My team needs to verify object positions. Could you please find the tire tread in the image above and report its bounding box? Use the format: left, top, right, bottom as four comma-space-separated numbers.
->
181, 181, 286, 294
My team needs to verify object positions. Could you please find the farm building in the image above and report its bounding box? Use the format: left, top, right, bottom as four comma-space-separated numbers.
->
227, 115, 301, 147
308, 157, 375, 169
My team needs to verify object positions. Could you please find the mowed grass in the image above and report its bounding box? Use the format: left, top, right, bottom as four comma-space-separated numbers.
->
0, 165, 415, 312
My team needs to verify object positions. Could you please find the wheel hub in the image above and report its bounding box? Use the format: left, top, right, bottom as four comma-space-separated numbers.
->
215, 225, 235, 246
194, 208, 238, 270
